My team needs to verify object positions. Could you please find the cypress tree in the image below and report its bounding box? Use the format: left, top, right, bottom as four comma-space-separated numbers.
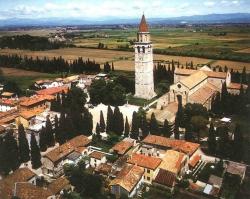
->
65, 114, 75, 139
208, 122, 216, 154
3, 131, 20, 173
150, 113, 159, 135
130, 111, 139, 139
124, 116, 130, 137
233, 124, 244, 161
161, 119, 171, 138
99, 110, 105, 132
174, 95, 183, 139
45, 117, 55, 147
30, 133, 42, 169
95, 123, 101, 140
0, 137, 4, 173
39, 126, 47, 152
141, 113, 149, 138
221, 82, 229, 113
54, 115, 59, 143
113, 106, 124, 135
58, 111, 67, 144
18, 124, 30, 163
83, 110, 93, 136
106, 105, 113, 133
241, 66, 247, 84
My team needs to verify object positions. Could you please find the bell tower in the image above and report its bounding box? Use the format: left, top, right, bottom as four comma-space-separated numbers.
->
134, 14, 156, 100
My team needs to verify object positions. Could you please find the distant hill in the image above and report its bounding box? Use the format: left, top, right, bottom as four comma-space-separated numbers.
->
0, 13, 250, 27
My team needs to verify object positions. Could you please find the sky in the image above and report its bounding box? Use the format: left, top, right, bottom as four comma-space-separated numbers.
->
0, 0, 249, 20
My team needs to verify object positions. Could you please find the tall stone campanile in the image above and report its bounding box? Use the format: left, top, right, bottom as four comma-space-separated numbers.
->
134, 14, 156, 100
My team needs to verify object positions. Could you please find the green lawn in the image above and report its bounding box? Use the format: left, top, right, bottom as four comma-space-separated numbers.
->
5, 73, 62, 90
68, 26, 250, 62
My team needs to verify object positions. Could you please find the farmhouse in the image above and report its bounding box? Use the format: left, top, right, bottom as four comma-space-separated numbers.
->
89, 151, 107, 168
0, 168, 37, 199
127, 153, 162, 184
19, 95, 54, 111
0, 98, 18, 112
42, 135, 90, 177
110, 165, 144, 198
141, 135, 200, 158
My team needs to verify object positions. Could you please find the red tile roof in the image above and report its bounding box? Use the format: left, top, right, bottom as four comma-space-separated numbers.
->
0, 99, 18, 106
110, 165, 144, 193
16, 183, 53, 199
19, 95, 54, 107
142, 135, 200, 156
95, 163, 112, 175
127, 153, 162, 170
112, 141, 133, 155
89, 151, 106, 160
0, 168, 36, 199
19, 108, 45, 120
189, 83, 218, 105
154, 169, 176, 187
139, 14, 149, 32
160, 150, 186, 174
227, 83, 248, 90
44, 135, 90, 163
48, 176, 70, 195
189, 154, 201, 168
175, 68, 227, 79
36, 86, 68, 96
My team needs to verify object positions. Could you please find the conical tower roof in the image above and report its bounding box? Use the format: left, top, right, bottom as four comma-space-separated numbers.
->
139, 14, 149, 32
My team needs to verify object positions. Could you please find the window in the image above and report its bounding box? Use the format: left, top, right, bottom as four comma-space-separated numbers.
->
137, 46, 140, 53
142, 46, 145, 53
147, 177, 150, 181
147, 169, 150, 173
177, 84, 182, 88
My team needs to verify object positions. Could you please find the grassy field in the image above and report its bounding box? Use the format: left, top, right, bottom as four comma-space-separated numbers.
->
1, 47, 250, 72
1, 67, 61, 90
0, 25, 250, 72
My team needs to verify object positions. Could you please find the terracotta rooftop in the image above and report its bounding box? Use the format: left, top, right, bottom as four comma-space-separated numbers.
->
48, 176, 70, 195
189, 154, 201, 168
154, 169, 176, 187
160, 150, 186, 174
15, 183, 53, 199
19, 95, 54, 107
89, 151, 106, 160
19, 108, 45, 120
44, 135, 90, 163
127, 153, 162, 170
180, 71, 208, 89
36, 86, 68, 96
112, 140, 133, 155
226, 161, 247, 178
189, 83, 218, 105
227, 83, 248, 90
0, 168, 36, 199
175, 68, 227, 79
139, 14, 149, 32
0, 109, 19, 124
95, 163, 112, 175
110, 165, 144, 193
0, 99, 18, 106
142, 135, 200, 156
175, 68, 196, 75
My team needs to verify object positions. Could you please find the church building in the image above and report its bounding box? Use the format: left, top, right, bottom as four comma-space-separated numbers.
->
134, 14, 156, 100
157, 65, 246, 112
